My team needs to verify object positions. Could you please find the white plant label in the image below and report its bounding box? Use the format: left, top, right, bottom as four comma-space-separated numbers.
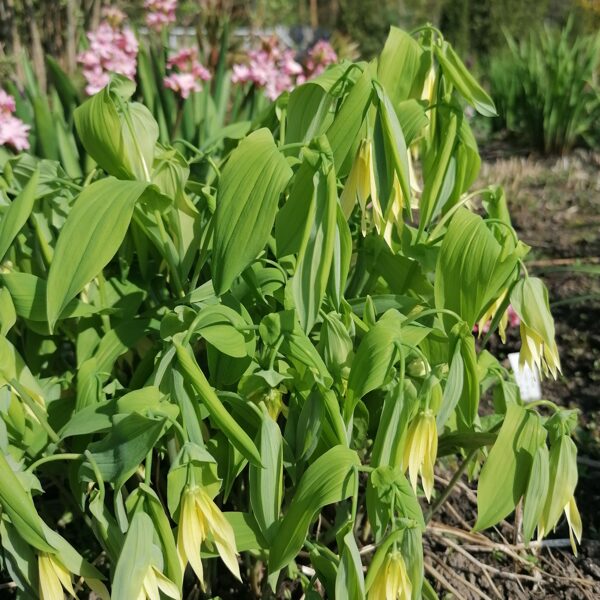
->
508, 352, 542, 401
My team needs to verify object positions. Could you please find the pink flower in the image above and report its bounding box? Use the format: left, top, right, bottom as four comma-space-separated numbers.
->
0, 114, 30, 151
167, 47, 198, 71
163, 46, 211, 99
145, 0, 177, 32
507, 305, 520, 328
0, 89, 17, 115
164, 73, 202, 98
83, 69, 111, 96
0, 88, 30, 151
231, 63, 251, 84
78, 16, 138, 95
304, 40, 337, 79
231, 36, 302, 99
280, 49, 303, 76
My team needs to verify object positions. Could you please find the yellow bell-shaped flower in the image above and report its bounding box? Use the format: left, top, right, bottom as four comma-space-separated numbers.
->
511, 277, 561, 379
38, 552, 109, 600
177, 485, 240, 588
340, 139, 378, 235
368, 550, 412, 600
137, 565, 180, 600
564, 495, 583, 556
403, 409, 438, 501
38, 553, 76, 600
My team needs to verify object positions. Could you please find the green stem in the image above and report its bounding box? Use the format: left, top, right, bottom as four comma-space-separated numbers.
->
402, 308, 463, 328
277, 142, 305, 153
96, 271, 111, 334
84, 450, 106, 497
30, 213, 53, 268
27, 453, 82, 473
153, 209, 185, 298
144, 450, 153, 486
527, 399, 560, 412
426, 448, 477, 523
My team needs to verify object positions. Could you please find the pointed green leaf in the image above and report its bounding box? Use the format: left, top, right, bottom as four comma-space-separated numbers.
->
213, 128, 292, 295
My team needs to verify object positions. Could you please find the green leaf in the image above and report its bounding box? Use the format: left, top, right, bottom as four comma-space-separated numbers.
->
436, 341, 463, 429
335, 530, 365, 600
249, 409, 283, 543
285, 63, 350, 144
435, 208, 522, 329
74, 75, 158, 180
291, 147, 338, 332
522, 443, 549, 542
46, 178, 149, 331
377, 27, 423, 105
435, 43, 497, 117
86, 412, 166, 491
326, 66, 373, 173
0, 287, 16, 336
212, 128, 292, 295
1, 272, 97, 322
275, 158, 317, 258
0, 519, 40, 597
419, 110, 458, 233
174, 341, 262, 467
542, 435, 578, 534
224, 512, 268, 552
475, 404, 546, 530
192, 304, 252, 358
0, 168, 38, 262
269, 445, 359, 571
111, 511, 154, 600
0, 453, 54, 552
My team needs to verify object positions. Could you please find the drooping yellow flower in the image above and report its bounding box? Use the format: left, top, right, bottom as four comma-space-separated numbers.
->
421, 65, 436, 106
38, 553, 110, 600
39, 553, 75, 600
403, 409, 438, 501
477, 290, 509, 343
340, 139, 378, 235
519, 321, 561, 379
564, 496, 582, 555
511, 277, 561, 379
368, 550, 412, 600
136, 565, 180, 600
177, 485, 240, 587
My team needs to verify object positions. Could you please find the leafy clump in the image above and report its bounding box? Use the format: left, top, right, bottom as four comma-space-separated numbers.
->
0, 26, 579, 599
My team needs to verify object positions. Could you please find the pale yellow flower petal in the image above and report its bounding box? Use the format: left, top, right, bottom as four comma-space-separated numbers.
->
153, 566, 181, 600
49, 555, 76, 598
422, 413, 438, 502
177, 488, 206, 586
201, 489, 241, 581
564, 496, 582, 555
142, 565, 160, 600
38, 554, 64, 600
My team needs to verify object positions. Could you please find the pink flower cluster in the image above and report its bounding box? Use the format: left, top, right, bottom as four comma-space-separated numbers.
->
163, 47, 211, 98
299, 40, 338, 83
231, 36, 303, 101
145, 0, 177, 32
77, 8, 138, 96
0, 89, 30, 151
